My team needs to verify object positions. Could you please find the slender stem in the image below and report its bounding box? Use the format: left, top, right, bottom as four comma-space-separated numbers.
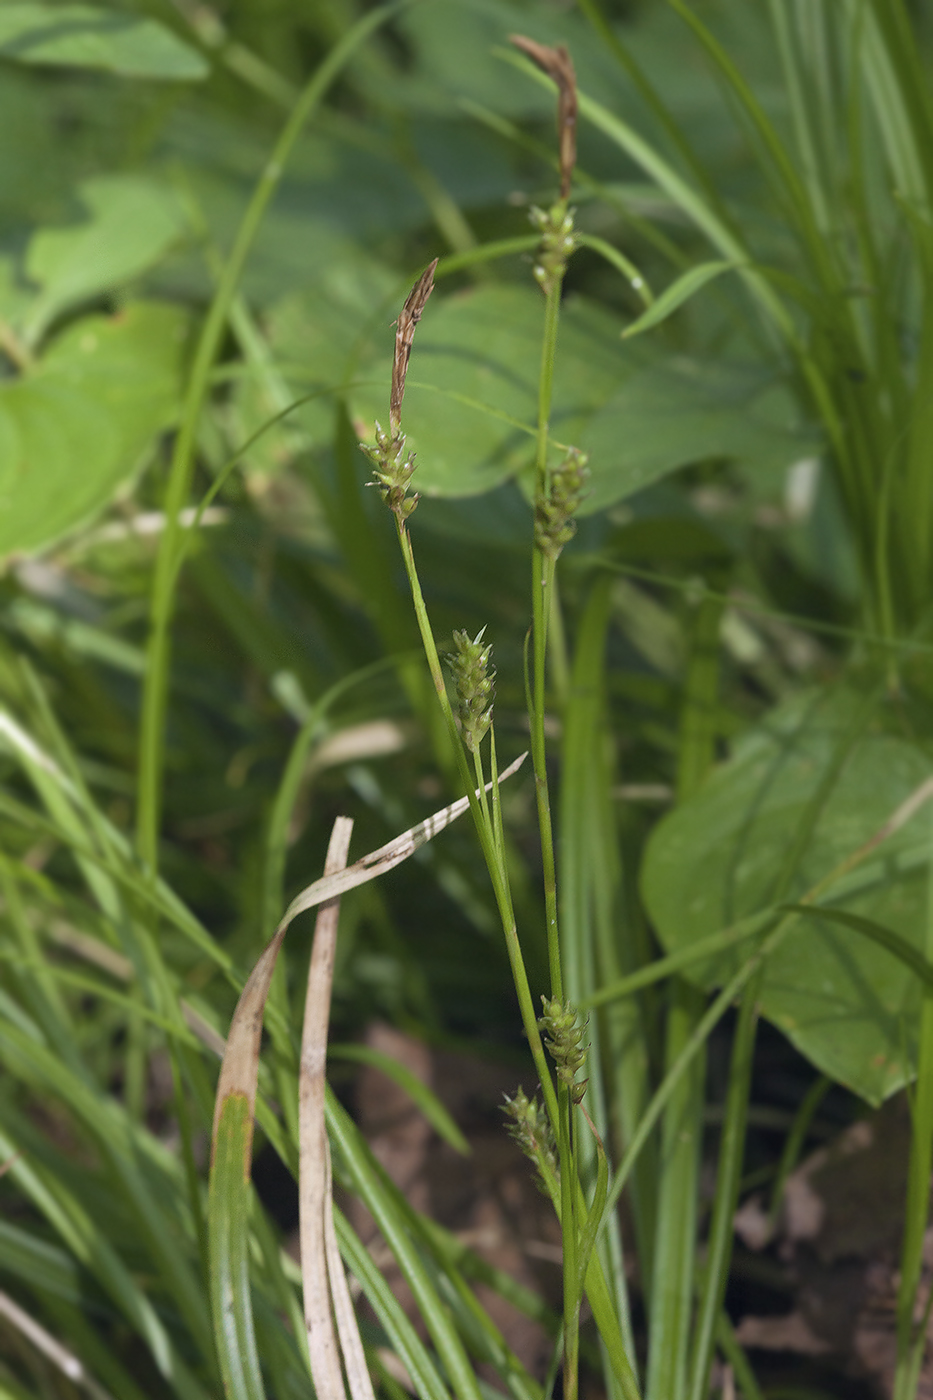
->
559, 1085, 579, 1400
471, 747, 491, 833
531, 273, 565, 1000
895, 804, 933, 1396
136, 1, 404, 873
548, 574, 571, 709
767, 1074, 830, 1226
687, 969, 761, 1400
533, 549, 563, 998
394, 519, 558, 1128
575, 233, 652, 305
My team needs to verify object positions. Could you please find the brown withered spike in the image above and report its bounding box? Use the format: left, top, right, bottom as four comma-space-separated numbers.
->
390, 258, 438, 433
510, 36, 578, 201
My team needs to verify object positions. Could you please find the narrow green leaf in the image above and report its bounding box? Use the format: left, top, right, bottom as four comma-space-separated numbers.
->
329, 1044, 470, 1156
209, 1093, 264, 1400
573, 1129, 609, 1303
334, 1208, 453, 1400
622, 262, 738, 339
326, 1092, 486, 1400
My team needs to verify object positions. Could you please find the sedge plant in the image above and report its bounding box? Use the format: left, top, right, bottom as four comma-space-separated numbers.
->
358, 40, 641, 1400
6, 7, 933, 1400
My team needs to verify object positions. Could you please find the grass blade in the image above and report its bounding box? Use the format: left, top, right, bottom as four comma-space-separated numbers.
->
622, 262, 740, 338
329, 1044, 469, 1155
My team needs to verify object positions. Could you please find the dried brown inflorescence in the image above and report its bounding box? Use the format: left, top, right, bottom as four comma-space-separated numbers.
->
361, 258, 439, 525
509, 36, 578, 202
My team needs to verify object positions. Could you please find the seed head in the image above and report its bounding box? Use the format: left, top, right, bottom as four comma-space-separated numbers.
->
360, 421, 420, 522
538, 996, 588, 1103
529, 203, 577, 295
502, 1086, 559, 1188
446, 626, 495, 753
535, 447, 590, 558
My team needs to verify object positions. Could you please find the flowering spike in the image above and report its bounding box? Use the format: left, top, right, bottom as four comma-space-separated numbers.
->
359, 261, 438, 525
535, 447, 590, 558
538, 996, 588, 1100
360, 421, 420, 522
502, 1086, 559, 1190
528, 203, 578, 296
445, 627, 496, 753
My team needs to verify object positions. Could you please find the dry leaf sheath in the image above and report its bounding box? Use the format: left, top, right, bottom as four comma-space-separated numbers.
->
510, 36, 578, 199
300, 816, 376, 1400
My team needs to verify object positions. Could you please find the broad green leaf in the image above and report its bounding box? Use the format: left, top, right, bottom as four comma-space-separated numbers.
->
0, 4, 208, 79
0, 302, 190, 559
642, 688, 933, 1105
779, 904, 933, 992
622, 261, 740, 338
350, 284, 812, 509
577, 357, 815, 515
22, 176, 189, 346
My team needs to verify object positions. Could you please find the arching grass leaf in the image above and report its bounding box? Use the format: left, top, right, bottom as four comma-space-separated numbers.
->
622, 261, 740, 338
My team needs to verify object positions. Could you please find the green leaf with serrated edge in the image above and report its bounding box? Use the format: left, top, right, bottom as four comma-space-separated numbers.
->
0, 302, 189, 560
642, 687, 933, 1105
209, 1094, 264, 1400
0, 5, 208, 79
23, 176, 188, 346
622, 261, 739, 338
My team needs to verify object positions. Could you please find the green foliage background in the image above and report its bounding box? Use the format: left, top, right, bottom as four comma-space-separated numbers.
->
2, 1, 933, 1398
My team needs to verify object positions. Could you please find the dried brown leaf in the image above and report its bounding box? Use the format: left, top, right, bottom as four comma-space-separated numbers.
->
300, 816, 357, 1400
279, 751, 527, 929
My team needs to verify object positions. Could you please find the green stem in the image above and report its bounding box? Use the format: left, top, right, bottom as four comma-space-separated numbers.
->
687, 970, 761, 1400
533, 550, 563, 999
531, 273, 565, 1001
394, 519, 558, 1129
136, 1, 405, 873
894, 805, 933, 1397
767, 1074, 830, 1226
559, 1085, 579, 1400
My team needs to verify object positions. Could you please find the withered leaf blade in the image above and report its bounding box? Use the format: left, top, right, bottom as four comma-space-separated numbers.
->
391, 257, 439, 432
510, 36, 577, 200
300, 817, 369, 1400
